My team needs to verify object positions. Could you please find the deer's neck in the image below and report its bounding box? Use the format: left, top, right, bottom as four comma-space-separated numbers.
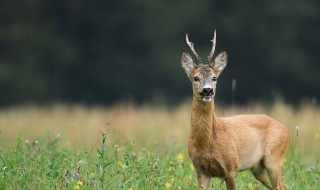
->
189, 98, 217, 151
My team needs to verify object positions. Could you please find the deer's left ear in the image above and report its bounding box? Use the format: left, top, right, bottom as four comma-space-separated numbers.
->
181, 51, 195, 79
213, 50, 227, 74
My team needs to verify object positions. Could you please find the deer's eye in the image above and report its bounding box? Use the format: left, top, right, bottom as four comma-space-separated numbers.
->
194, 76, 200, 81
212, 77, 217, 82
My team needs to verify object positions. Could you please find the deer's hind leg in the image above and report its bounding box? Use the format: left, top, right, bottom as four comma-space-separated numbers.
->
251, 164, 273, 189
264, 156, 286, 190
266, 164, 286, 190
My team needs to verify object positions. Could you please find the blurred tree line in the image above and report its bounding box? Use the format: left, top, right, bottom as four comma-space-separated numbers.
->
0, 0, 319, 106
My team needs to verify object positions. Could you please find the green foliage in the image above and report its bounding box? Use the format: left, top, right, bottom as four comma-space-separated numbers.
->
0, 131, 319, 189
0, 0, 320, 106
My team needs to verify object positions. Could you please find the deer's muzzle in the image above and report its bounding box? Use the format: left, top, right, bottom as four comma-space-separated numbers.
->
199, 88, 214, 102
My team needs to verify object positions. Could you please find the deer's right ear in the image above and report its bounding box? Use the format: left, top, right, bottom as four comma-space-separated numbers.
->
181, 51, 195, 79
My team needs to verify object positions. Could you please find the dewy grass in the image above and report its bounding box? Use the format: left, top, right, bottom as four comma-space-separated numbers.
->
0, 130, 195, 189
0, 126, 319, 189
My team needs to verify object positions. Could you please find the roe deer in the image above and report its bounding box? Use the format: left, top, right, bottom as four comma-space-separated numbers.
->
180, 30, 290, 190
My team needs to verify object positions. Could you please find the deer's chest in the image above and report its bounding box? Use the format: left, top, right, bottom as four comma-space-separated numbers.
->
190, 153, 225, 178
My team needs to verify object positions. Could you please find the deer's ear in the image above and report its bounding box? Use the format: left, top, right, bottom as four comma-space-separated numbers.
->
213, 50, 227, 74
181, 51, 195, 79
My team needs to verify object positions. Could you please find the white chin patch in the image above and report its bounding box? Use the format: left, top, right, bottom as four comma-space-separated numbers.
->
202, 96, 212, 102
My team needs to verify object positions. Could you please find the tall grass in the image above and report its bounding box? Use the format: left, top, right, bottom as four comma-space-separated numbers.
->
0, 101, 319, 189
0, 101, 319, 157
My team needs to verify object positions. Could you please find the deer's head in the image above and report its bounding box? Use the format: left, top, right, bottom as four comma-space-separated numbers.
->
181, 30, 227, 103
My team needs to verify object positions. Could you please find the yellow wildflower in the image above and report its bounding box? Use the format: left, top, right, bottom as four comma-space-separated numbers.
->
177, 154, 184, 162
75, 185, 80, 190
189, 164, 194, 170
128, 188, 133, 190
171, 178, 175, 183
152, 164, 157, 169
77, 181, 83, 186
247, 182, 253, 189
117, 161, 126, 169
167, 167, 174, 172
165, 182, 172, 188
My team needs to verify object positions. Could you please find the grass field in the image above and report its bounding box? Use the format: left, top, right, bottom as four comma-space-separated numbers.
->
0, 101, 319, 189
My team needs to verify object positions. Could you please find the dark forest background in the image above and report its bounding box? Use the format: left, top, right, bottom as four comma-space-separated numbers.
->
1, 0, 319, 106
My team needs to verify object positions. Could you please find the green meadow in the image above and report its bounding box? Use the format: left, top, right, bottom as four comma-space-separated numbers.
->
0, 101, 319, 189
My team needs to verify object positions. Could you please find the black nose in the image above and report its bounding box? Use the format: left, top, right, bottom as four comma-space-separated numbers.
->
203, 88, 213, 94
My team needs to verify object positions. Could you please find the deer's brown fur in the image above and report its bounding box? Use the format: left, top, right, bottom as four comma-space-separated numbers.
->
181, 32, 290, 190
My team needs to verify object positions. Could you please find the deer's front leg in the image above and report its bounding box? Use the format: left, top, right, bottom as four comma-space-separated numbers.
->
197, 173, 210, 190
192, 159, 211, 190
225, 172, 236, 190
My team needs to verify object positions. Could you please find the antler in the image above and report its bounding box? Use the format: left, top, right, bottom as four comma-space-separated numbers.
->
207, 29, 216, 64
186, 34, 202, 64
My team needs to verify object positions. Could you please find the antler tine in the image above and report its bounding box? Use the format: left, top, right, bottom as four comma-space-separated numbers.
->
186, 33, 202, 64
207, 29, 216, 64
